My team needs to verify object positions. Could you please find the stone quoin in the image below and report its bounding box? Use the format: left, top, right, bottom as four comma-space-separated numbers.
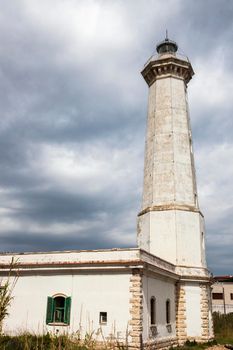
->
0, 37, 214, 348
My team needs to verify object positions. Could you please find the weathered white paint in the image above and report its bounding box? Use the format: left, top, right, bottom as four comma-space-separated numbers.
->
142, 275, 176, 340
138, 52, 207, 271
138, 210, 206, 268
0, 248, 179, 340
0, 246, 180, 344
184, 284, 201, 337
175, 211, 205, 267
141, 77, 197, 208
0, 249, 177, 276
4, 272, 131, 340
137, 214, 150, 252
0, 248, 140, 266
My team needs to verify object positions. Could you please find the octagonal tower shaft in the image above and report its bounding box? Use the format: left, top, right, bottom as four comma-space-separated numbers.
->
137, 48, 207, 269
142, 55, 197, 210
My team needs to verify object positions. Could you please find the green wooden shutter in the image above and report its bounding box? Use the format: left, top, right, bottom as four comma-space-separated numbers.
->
46, 297, 54, 324
64, 297, 71, 325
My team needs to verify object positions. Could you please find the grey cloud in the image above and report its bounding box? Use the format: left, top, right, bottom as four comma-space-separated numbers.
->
170, 0, 233, 60
0, 228, 134, 253
192, 106, 233, 147
7, 187, 138, 224
207, 246, 233, 276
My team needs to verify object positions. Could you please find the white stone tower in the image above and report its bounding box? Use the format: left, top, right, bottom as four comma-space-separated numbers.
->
138, 37, 206, 269
138, 37, 214, 342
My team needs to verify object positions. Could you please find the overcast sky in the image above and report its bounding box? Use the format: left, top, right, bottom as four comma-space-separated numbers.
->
0, 0, 232, 275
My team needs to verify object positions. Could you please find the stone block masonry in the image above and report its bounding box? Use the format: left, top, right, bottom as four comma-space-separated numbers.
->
175, 282, 187, 345
129, 269, 143, 350
200, 283, 214, 341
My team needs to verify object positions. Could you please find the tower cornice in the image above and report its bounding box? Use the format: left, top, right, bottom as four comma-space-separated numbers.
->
138, 204, 204, 218
141, 55, 194, 86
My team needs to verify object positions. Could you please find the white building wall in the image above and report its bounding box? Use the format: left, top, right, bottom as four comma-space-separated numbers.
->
142, 275, 176, 341
176, 211, 204, 267
137, 213, 150, 252
138, 210, 205, 267
149, 211, 177, 265
4, 272, 131, 340
184, 283, 202, 337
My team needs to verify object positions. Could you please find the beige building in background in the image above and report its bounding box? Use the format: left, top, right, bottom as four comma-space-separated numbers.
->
212, 276, 233, 314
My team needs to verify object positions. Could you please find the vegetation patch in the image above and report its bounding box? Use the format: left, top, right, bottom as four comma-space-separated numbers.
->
0, 333, 95, 350
171, 339, 217, 350
1, 312, 233, 349
213, 312, 233, 344
0, 332, 127, 350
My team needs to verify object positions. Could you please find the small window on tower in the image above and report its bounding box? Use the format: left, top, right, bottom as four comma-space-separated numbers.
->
150, 297, 156, 325
230, 293, 233, 300
99, 312, 107, 324
166, 299, 171, 324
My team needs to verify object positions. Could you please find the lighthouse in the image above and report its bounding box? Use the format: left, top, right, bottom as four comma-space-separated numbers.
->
137, 36, 213, 342
138, 37, 206, 269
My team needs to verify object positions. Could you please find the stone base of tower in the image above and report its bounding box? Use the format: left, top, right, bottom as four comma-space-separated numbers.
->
127, 252, 214, 350
176, 281, 214, 345
129, 277, 214, 350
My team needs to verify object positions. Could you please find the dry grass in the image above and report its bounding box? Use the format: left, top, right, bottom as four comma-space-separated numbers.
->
1, 311, 233, 349
0, 332, 128, 350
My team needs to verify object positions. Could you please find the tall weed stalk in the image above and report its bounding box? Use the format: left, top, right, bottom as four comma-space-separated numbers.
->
0, 258, 19, 333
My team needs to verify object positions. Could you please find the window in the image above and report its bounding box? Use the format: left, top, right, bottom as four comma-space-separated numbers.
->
46, 295, 71, 325
150, 297, 156, 325
212, 293, 223, 300
231, 293, 233, 300
99, 312, 107, 324
166, 299, 171, 324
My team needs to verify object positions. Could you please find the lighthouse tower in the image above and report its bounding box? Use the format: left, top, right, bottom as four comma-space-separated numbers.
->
138, 37, 206, 269
138, 37, 213, 342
